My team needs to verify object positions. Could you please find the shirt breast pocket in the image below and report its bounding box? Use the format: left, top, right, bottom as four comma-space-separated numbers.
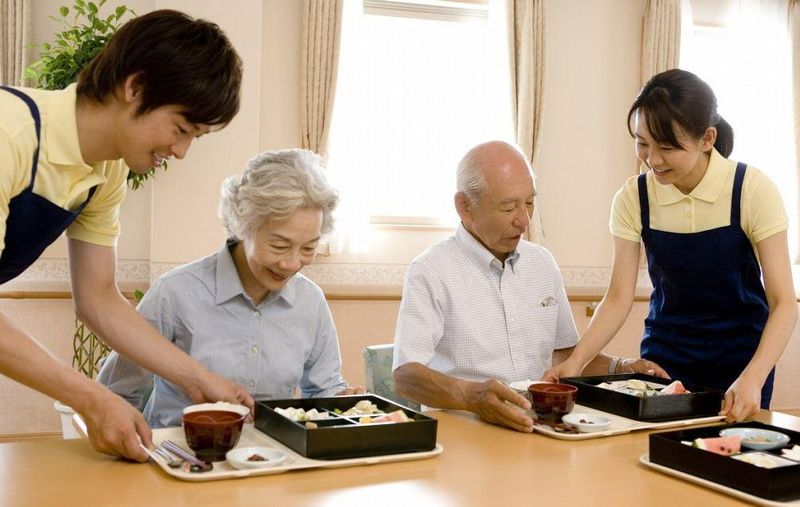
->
529, 304, 559, 349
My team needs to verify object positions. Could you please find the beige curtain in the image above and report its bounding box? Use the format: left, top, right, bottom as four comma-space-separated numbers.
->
641, 0, 682, 86
301, 0, 343, 161
507, 0, 546, 243
0, 0, 30, 86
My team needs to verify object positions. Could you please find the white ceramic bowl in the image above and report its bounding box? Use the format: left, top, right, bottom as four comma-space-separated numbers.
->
562, 413, 612, 433
719, 427, 791, 451
182, 401, 250, 418
225, 447, 286, 470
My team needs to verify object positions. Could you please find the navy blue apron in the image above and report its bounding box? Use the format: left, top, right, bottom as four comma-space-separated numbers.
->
639, 162, 774, 408
0, 87, 97, 284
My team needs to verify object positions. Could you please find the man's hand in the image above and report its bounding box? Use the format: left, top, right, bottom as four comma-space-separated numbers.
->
541, 358, 582, 383
462, 379, 533, 433
336, 386, 366, 395
183, 371, 255, 416
79, 389, 152, 462
617, 358, 670, 378
720, 375, 761, 422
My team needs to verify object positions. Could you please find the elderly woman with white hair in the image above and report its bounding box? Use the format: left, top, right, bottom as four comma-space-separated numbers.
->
97, 149, 362, 428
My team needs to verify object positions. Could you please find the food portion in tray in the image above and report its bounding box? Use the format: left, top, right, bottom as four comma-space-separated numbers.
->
274, 400, 412, 428
686, 428, 797, 468
595, 379, 689, 397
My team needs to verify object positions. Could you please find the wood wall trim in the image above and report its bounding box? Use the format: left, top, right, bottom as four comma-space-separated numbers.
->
0, 290, 646, 303
0, 291, 136, 300
0, 431, 61, 442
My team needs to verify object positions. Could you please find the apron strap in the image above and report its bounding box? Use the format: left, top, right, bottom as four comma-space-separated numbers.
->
637, 173, 650, 233
0, 87, 41, 192
731, 161, 747, 227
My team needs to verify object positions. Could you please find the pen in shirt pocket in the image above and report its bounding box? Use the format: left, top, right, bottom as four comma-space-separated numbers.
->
540, 296, 556, 307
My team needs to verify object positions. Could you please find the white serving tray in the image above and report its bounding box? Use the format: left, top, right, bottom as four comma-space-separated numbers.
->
532, 404, 724, 440
148, 424, 443, 482
639, 454, 800, 506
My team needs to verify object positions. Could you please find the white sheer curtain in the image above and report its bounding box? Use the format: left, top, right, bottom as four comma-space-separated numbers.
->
790, 0, 800, 261
325, 0, 513, 255
683, 0, 797, 259
0, 0, 30, 86
507, 0, 546, 243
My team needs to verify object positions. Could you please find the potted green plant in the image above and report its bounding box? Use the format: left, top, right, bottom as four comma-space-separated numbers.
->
26, 1, 151, 378
24, 0, 163, 191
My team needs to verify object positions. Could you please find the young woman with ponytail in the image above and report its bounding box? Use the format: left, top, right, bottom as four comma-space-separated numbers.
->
543, 69, 796, 422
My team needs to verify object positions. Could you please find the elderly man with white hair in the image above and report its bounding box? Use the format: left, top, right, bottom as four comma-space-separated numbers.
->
98, 149, 362, 428
392, 140, 666, 433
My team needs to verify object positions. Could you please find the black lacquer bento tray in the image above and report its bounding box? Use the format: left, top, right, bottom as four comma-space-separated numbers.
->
254, 394, 437, 460
561, 373, 724, 422
649, 421, 800, 501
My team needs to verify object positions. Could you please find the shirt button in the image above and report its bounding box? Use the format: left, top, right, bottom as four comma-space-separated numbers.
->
253, 310, 260, 318
251, 345, 259, 353
248, 380, 255, 387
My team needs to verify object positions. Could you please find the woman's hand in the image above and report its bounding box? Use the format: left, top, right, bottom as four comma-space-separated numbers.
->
541, 357, 583, 383
720, 375, 762, 422
617, 358, 670, 378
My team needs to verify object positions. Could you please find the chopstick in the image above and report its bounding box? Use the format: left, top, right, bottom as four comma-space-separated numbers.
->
161, 440, 213, 472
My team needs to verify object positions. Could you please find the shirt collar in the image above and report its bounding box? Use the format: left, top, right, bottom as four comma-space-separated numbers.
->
214, 240, 297, 307
455, 223, 520, 271
652, 148, 729, 206
42, 84, 94, 169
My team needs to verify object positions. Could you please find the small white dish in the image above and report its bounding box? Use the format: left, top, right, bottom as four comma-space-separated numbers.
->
719, 427, 790, 451
562, 413, 612, 433
226, 447, 286, 470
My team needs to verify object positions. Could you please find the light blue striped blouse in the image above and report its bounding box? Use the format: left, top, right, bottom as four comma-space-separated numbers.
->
97, 243, 348, 428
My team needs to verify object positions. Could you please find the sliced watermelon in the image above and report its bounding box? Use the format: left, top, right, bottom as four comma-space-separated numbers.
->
661, 380, 689, 395
692, 436, 741, 456
372, 410, 410, 423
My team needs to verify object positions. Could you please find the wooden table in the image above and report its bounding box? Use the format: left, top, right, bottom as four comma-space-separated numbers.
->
2, 410, 799, 507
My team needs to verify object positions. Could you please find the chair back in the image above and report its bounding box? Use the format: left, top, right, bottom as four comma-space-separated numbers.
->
363, 344, 420, 410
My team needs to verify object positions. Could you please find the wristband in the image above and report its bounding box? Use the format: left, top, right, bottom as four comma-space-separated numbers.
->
609, 356, 621, 374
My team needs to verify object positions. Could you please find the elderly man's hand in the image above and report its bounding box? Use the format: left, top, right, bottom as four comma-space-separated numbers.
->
463, 379, 533, 433
617, 358, 670, 379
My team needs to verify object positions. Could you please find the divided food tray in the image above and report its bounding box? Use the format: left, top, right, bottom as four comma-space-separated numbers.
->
254, 394, 438, 460
647, 421, 800, 501
148, 424, 443, 482
532, 403, 723, 440
561, 373, 724, 421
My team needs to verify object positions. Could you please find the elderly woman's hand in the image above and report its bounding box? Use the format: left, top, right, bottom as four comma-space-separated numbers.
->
336, 386, 366, 396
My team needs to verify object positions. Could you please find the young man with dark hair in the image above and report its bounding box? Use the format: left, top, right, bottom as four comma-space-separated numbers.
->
0, 9, 251, 462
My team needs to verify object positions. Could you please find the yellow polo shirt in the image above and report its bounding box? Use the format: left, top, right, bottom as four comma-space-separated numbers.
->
611, 148, 788, 252
0, 84, 128, 253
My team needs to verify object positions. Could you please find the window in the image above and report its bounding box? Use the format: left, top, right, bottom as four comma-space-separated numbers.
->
327, 0, 513, 239
682, 6, 797, 258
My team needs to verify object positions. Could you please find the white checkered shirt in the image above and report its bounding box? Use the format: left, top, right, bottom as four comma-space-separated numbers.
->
393, 224, 578, 384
